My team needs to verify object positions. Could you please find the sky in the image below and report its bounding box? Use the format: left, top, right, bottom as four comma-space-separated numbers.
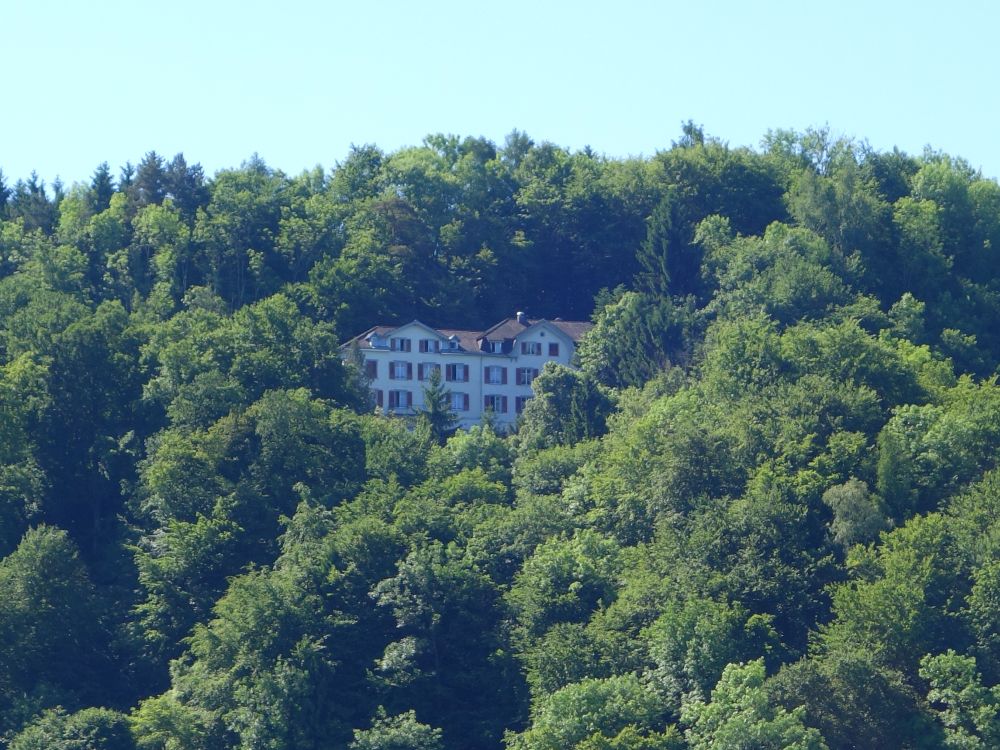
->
4, 0, 999, 188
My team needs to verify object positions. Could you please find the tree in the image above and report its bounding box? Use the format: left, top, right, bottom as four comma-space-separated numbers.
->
920, 651, 1000, 748
578, 290, 698, 388
0, 526, 108, 730
507, 529, 622, 642
89, 162, 116, 214
822, 478, 890, 550
371, 542, 519, 747
130, 151, 167, 208
819, 513, 968, 675
680, 660, 828, 750
193, 157, 287, 307
507, 674, 667, 750
766, 650, 940, 750
164, 153, 208, 221
417, 368, 457, 445
635, 194, 677, 297
10, 707, 135, 750
8, 173, 57, 233
35, 300, 142, 552
350, 709, 444, 750
0, 353, 49, 556
646, 598, 780, 713
516, 364, 614, 452
119, 162, 135, 193
0, 168, 10, 214
966, 561, 1000, 680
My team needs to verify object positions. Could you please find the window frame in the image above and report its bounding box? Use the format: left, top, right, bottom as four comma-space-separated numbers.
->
484, 365, 507, 385
516, 367, 539, 386
390, 360, 412, 380
483, 394, 508, 413
418, 362, 440, 381
388, 390, 412, 409
446, 363, 469, 382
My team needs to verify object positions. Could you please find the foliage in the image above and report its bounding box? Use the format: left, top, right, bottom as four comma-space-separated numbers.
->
10, 707, 135, 750
680, 660, 828, 750
3, 129, 1000, 750
350, 709, 444, 750
506, 674, 667, 750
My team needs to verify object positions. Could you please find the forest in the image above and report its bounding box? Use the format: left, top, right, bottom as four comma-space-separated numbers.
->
2, 124, 1000, 748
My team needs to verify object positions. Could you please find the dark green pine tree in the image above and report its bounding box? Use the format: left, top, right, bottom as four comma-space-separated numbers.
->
165, 153, 209, 221
418, 368, 457, 445
636, 193, 675, 298
0, 169, 9, 215
637, 189, 705, 299
89, 162, 115, 214
130, 151, 167, 207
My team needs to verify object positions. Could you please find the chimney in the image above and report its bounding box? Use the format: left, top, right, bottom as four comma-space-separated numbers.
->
516, 311, 527, 325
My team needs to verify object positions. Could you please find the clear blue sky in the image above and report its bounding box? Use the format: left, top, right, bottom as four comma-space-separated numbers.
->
4, 0, 999, 188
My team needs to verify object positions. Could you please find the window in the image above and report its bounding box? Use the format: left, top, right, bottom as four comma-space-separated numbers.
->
375, 389, 384, 408
484, 394, 508, 413
484, 366, 507, 385
451, 392, 470, 411
521, 341, 542, 355
515, 395, 531, 414
364, 360, 378, 379
516, 367, 539, 385
419, 339, 440, 353
549, 342, 560, 357
388, 390, 411, 409
446, 363, 469, 382
390, 337, 411, 352
390, 361, 412, 380
486, 340, 504, 353
418, 363, 440, 381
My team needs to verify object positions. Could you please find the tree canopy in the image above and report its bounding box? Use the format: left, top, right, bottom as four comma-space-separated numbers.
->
3, 127, 1000, 748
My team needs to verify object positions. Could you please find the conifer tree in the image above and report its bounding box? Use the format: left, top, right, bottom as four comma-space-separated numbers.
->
418, 368, 457, 445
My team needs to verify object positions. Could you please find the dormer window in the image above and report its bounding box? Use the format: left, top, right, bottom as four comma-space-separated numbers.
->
487, 340, 504, 354
448, 336, 459, 350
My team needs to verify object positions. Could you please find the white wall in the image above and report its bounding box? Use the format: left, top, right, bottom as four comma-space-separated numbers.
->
358, 321, 576, 429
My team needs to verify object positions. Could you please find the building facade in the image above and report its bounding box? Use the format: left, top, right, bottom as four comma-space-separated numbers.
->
341, 313, 592, 428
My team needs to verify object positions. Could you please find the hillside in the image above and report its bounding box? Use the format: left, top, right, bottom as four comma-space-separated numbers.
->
2, 126, 1000, 748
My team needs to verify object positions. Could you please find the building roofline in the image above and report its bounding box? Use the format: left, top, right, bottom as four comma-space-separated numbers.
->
340, 315, 592, 348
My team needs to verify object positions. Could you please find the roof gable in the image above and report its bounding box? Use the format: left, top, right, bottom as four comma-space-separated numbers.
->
517, 319, 580, 346
386, 319, 447, 339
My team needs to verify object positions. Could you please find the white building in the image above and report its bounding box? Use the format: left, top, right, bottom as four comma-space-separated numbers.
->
341, 312, 592, 428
